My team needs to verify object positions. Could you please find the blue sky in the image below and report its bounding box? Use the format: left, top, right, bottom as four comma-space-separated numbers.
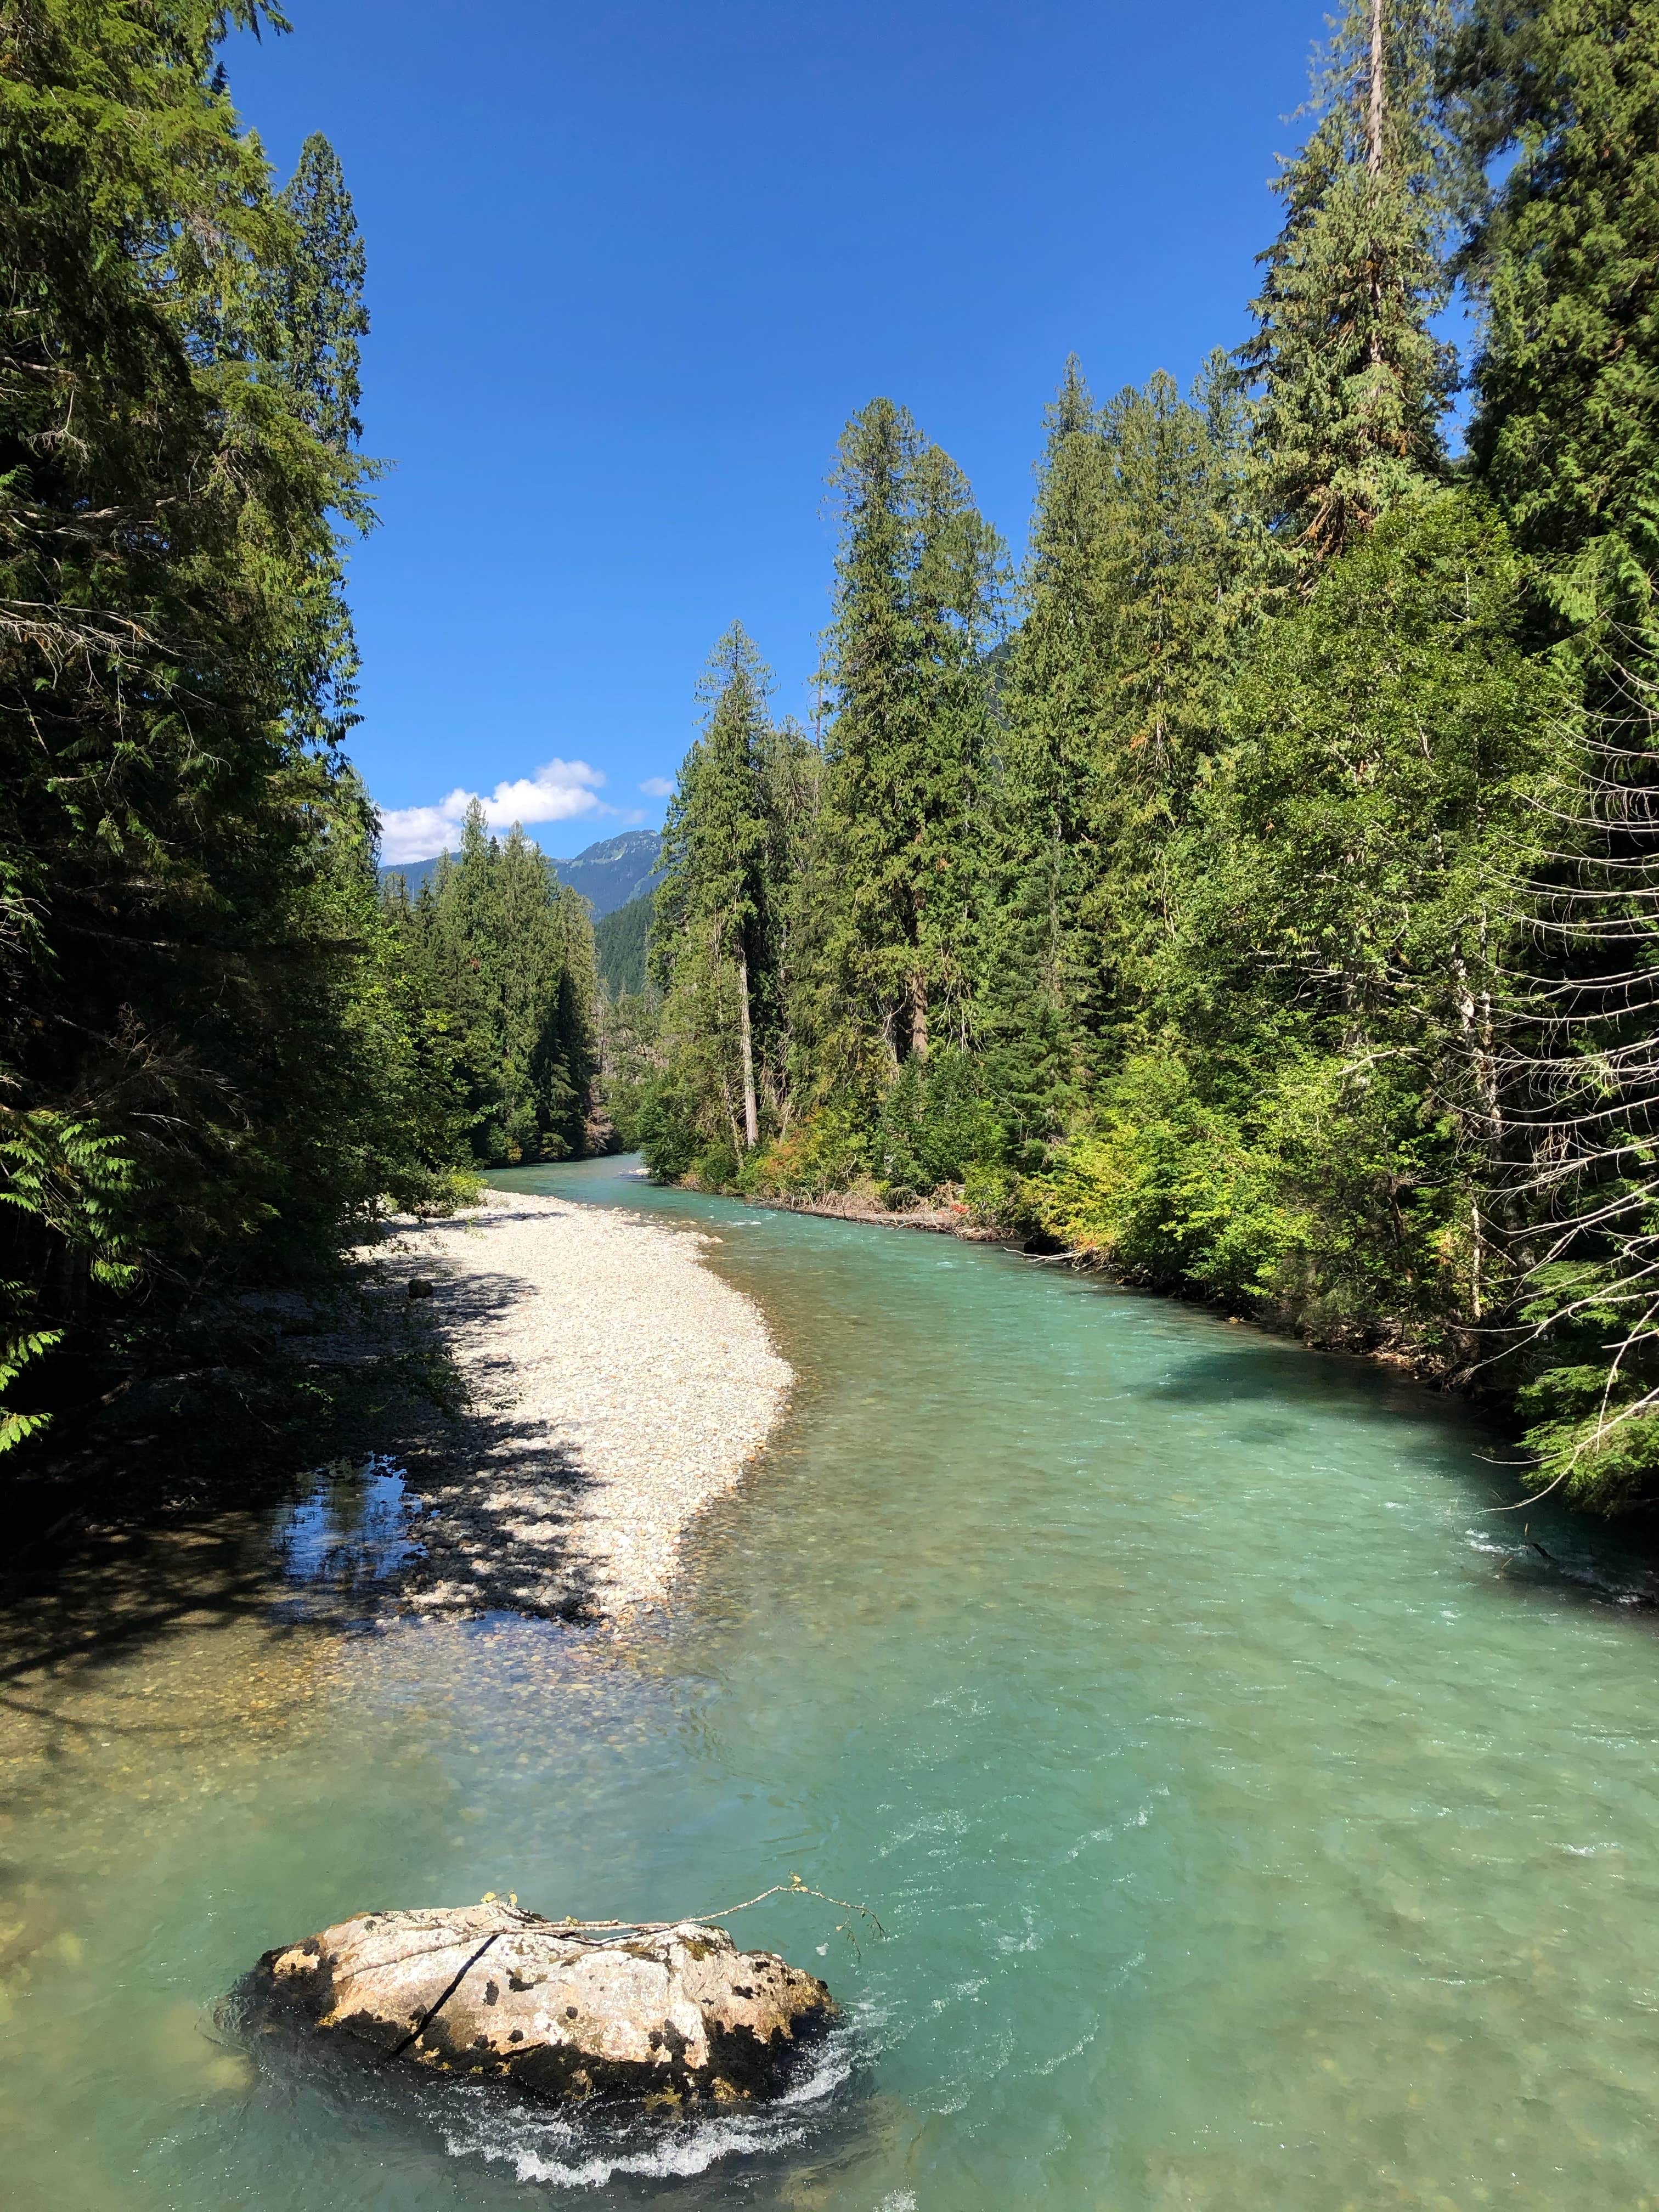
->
229, 0, 1322, 861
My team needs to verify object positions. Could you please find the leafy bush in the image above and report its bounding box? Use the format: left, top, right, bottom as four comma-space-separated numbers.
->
1035, 1055, 1305, 1303
689, 1138, 742, 1191
1033, 1047, 1473, 1342
634, 1077, 703, 1184
748, 1107, 871, 1200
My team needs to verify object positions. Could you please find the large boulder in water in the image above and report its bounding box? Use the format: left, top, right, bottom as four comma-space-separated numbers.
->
250, 1903, 836, 2105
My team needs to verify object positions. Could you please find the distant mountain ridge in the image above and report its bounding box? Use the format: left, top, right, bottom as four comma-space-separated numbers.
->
379, 828, 663, 919
552, 830, 664, 916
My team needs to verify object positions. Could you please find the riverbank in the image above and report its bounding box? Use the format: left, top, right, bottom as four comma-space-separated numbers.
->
372, 1190, 792, 1619
704, 1177, 1494, 1407
742, 1187, 1001, 1238
12, 1160, 1659, 2209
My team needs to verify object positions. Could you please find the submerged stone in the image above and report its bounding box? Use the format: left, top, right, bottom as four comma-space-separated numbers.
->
249, 1903, 835, 2104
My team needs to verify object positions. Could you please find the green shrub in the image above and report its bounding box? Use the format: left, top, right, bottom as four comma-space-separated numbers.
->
1035, 1055, 1305, 1302
873, 1048, 1006, 1203
749, 1105, 872, 1200
689, 1138, 741, 1191
635, 1079, 702, 1183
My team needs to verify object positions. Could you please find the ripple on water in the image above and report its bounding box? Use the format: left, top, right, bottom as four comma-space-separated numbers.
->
12, 1158, 1659, 2209
438, 2011, 870, 2192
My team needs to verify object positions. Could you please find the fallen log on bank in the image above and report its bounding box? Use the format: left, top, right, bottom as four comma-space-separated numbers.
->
249, 1901, 836, 2106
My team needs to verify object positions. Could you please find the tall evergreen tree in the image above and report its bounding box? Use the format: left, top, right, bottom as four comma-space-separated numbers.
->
652, 625, 773, 1148
1239, 0, 1458, 568
997, 360, 1252, 1091
821, 399, 1003, 1073
397, 804, 600, 1165
276, 133, 370, 456
995, 358, 1119, 1059
0, 2, 452, 1447
271, 130, 376, 752
1451, 0, 1659, 640
1448, 0, 1659, 1498
751, 714, 826, 1127
1087, 368, 1253, 957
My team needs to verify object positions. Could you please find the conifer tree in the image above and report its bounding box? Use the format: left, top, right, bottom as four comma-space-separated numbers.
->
821, 400, 1003, 1073
1239, 0, 1458, 568
1451, 0, 1659, 640
997, 360, 1251, 1091
0, 2, 453, 1446
996, 358, 1118, 1051
542, 884, 602, 1158
276, 133, 370, 456
1448, 0, 1659, 1497
401, 804, 600, 1164
652, 625, 774, 1150
272, 131, 376, 751
1093, 369, 1251, 852
749, 713, 825, 1129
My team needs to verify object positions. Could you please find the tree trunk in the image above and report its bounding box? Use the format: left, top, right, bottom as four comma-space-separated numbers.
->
1367, 0, 1385, 175
907, 967, 929, 1063
736, 943, 759, 1150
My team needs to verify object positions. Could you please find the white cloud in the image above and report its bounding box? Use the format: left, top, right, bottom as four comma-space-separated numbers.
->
379, 758, 606, 864
639, 775, 675, 799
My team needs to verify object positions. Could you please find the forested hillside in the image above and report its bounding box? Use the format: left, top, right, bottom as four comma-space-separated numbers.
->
0, 1, 603, 1460
379, 804, 603, 1166
8, 0, 1659, 1513
552, 830, 664, 916
626, 0, 1659, 1509
596, 894, 652, 998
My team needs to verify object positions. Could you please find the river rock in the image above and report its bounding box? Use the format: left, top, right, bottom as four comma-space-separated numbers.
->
250, 1903, 836, 2104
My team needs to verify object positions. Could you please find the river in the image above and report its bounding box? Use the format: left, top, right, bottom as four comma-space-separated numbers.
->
4, 1153, 1659, 2208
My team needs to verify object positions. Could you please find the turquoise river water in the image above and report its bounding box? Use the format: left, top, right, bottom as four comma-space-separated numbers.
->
5, 1154, 1659, 2209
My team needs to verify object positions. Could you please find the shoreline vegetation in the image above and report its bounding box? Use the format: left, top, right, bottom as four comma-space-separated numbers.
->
9, 0, 1659, 1531
607, 3, 1659, 1512
700, 1180, 1470, 1386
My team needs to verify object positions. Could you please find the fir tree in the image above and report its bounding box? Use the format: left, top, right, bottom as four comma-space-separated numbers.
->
402, 804, 600, 1164
272, 131, 376, 751
276, 133, 370, 455
752, 713, 826, 1127
821, 399, 1003, 1073
653, 626, 773, 1148
996, 357, 1118, 1056
1091, 369, 1251, 869
0, 1, 453, 1446
1448, 0, 1659, 1497
1239, 0, 1458, 568
1451, 0, 1659, 640
997, 360, 1251, 1093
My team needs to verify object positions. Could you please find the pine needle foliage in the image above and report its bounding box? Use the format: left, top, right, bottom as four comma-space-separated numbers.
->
819, 400, 1005, 1077
0, 2, 459, 1452
634, 0, 1659, 1513
1451, 0, 1659, 643
390, 803, 602, 1167
1238, 0, 1459, 571
641, 627, 824, 1183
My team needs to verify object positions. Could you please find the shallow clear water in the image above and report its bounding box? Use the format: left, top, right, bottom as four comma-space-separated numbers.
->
6, 1156, 1659, 2208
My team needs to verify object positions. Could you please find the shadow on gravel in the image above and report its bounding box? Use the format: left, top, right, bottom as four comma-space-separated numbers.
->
0, 1213, 622, 1795
348, 1248, 610, 1624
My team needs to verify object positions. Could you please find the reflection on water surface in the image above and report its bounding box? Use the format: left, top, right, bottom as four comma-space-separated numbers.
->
5, 1153, 1659, 2208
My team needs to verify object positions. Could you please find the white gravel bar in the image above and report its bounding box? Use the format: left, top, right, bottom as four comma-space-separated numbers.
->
378, 1190, 791, 1618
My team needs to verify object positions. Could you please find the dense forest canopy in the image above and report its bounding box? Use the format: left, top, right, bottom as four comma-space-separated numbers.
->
0, 0, 601, 1454
7, 0, 1659, 1513
627, 0, 1659, 1510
